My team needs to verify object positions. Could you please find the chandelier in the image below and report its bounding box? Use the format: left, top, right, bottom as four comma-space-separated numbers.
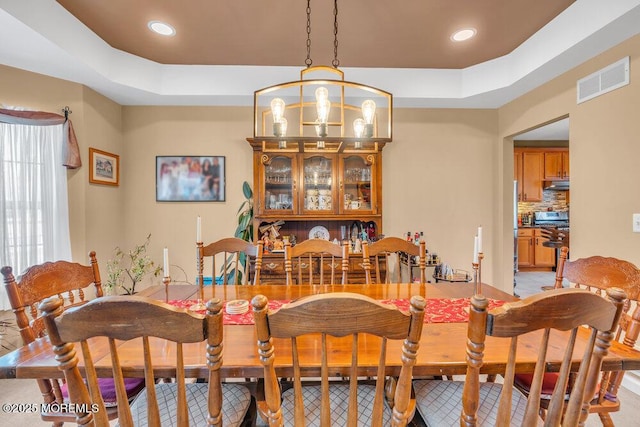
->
248, 0, 392, 153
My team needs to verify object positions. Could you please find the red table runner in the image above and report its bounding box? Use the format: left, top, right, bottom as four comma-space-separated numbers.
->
168, 298, 506, 325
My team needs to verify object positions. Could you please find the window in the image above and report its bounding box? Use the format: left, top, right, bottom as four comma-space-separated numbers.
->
1, 121, 72, 310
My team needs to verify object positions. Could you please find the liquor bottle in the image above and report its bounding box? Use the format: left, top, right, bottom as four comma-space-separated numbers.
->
414, 232, 420, 245
406, 231, 412, 242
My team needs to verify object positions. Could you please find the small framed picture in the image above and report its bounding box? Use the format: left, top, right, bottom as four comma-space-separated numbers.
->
156, 156, 226, 202
89, 148, 119, 186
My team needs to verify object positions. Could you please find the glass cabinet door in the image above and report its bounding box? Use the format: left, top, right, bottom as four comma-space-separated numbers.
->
302, 155, 336, 214
262, 155, 296, 214
340, 155, 376, 214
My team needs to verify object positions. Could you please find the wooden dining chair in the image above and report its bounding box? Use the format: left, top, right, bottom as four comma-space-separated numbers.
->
284, 239, 349, 285
39, 295, 253, 427
361, 237, 426, 284
199, 237, 263, 285
413, 287, 627, 426
518, 246, 640, 425
1, 253, 144, 426
252, 292, 425, 426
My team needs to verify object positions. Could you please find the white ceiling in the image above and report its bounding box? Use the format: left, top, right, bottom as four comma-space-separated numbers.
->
1, 0, 640, 109
514, 118, 570, 141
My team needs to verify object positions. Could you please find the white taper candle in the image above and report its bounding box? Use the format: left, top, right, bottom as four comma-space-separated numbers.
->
163, 247, 170, 277
473, 236, 479, 264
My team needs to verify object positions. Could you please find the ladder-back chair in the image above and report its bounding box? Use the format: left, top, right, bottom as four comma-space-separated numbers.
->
1, 253, 144, 425
528, 246, 640, 425
284, 239, 349, 285
413, 287, 626, 426
252, 292, 425, 426
198, 237, 263, 285
39, 296, 253, 427
362, 237, 426, 284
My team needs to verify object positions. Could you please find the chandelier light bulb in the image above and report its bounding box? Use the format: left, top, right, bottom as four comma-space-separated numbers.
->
361, 100, 376, 124
315, 86, 329, 102
270, 98, 285, 123
278, 117, 288, 149
316, 98, 331, 124
353, 118, 365, 138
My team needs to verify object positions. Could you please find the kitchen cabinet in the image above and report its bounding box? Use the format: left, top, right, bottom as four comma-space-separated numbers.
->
544, 150, 569, 180
514, 150, 544, 202
517, 229, 534, 267
250, 146, 383, 243
517, 228, 556, 268
533, 228, 556, 267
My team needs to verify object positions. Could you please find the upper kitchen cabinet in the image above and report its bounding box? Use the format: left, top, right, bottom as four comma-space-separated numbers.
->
544, 150, 570, 180
514, 149, 544, 202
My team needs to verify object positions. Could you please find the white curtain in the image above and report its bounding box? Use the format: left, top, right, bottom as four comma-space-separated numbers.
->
0, 122, 72, 310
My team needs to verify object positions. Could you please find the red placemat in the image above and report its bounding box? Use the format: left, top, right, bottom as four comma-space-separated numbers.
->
168, 298, 506, 325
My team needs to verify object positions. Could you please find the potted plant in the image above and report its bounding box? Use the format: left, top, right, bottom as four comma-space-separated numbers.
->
106, 233, 162, 295
220, 181, 253, 284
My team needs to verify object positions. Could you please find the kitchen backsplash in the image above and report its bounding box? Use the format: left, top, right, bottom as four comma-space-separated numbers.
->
518, 189, 568, 214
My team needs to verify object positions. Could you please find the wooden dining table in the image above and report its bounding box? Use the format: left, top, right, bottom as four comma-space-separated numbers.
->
1, 282, 639, 380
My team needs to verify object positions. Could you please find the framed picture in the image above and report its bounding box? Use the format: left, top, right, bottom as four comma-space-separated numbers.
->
156, 156, 226, 202
89, 148, 119, 186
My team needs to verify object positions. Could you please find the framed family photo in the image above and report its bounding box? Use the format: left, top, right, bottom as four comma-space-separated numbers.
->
156, 156, 225, 202
89, 148, 119, 186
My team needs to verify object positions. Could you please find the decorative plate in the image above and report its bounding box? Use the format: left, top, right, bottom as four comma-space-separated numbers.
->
309, 225, 330, 240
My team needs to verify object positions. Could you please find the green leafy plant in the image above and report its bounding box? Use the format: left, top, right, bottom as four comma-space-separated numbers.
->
220, 181, 253, 284
235, 181, 254, 242
106, 234, 162, 295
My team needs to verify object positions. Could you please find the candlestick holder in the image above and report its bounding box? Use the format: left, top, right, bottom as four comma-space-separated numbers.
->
472, 262, 481, 295
163, 275, 171, 303
190, 241, 207, 311
478, 252, 484, 291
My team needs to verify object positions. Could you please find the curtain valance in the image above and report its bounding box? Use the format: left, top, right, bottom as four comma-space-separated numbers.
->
0, 108, 81, 168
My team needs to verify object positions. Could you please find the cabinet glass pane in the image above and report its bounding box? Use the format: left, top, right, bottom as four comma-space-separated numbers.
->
264, 156, 293, 210
303, 156, 333, 211
343, 156, 371, 211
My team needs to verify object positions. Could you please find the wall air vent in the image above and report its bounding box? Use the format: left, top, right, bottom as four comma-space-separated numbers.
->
577, 56, 629, 104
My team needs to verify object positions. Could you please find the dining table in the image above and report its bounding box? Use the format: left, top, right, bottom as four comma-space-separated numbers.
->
1, 282, 640, 380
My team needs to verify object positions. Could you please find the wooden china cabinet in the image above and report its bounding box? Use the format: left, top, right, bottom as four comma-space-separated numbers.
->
247, 143, 386, 246
246, 142, 389, 284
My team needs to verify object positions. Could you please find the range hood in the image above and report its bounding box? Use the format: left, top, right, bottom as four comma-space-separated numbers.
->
543, 180, 569, 190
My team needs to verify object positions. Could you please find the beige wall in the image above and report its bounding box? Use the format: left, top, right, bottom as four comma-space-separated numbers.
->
497, 34, 640, 289
3, 32, 639, 294
121, 107, 254, 286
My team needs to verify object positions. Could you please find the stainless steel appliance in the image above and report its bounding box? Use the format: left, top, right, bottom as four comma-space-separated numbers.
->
533, 211, 569, 230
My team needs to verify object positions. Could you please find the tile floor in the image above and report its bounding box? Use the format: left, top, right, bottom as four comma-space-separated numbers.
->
0, 274, 637, 426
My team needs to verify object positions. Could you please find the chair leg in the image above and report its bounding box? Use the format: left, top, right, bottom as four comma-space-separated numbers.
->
598, 413, 615, 427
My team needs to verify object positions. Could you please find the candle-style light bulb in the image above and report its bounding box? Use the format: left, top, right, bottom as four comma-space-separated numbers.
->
353, 118, 365, 138
353, 118, 365, 149
270, 98, 286, 137
361, 100, 376, 137
270, 98, 285, 122
361, 100, 376, 124
315, 86, 329, 102
278, 117, 288, 149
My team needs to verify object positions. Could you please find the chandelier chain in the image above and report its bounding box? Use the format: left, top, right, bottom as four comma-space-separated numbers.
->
305, 0, 313, 67
332, 0, 340, 68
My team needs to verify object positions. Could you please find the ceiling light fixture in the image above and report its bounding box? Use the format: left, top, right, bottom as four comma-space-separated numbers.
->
247, 0, 392, 153
148, 20, 176, 36
451, 28, 477, 42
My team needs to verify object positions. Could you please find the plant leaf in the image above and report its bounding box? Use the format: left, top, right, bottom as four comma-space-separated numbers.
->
242, 181, 253, 199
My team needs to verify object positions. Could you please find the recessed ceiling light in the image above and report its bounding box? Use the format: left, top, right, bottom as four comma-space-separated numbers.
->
148, 20, 176, 36
451, 28, 477, 42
